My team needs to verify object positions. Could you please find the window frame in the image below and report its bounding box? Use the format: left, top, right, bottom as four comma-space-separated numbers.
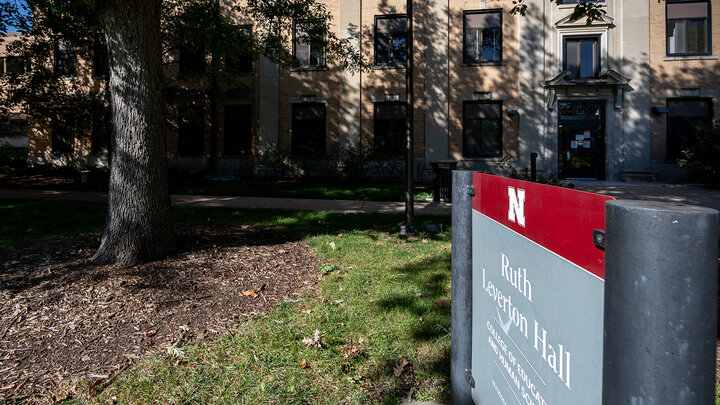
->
223, 104, 253, 156
462, 100, 503, 158
178, 41, 206, 75
92, 35, 109, 78
292, 19, 327, 69
51, 110, 76, 155
2, 56, 27, 75
177, 104, 206, 157
462, 9, 503, 65
374, 14, 408, 68
53, 37, 77, 78
291, 103, 327, 157
226, 24, 254, 74
373, 101, 407, 158
562, 35, 601, 79
665, 0, 711, 57
665, 97, 713, 161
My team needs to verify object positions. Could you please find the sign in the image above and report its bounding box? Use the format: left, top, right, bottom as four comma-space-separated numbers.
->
471, 174, 613, 405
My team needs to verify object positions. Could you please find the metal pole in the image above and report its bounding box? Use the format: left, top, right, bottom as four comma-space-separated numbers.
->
530, 152, 537, 182
403, 0, 415, 232
602, 200, 719, 405
451, 170, 473, 404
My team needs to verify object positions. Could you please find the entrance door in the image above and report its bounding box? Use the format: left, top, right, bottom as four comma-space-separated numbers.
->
558, 101, 606, 180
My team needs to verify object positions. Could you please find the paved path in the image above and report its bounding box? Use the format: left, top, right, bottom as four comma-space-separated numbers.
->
0, 188, 453, 216
1, 182, 719, 216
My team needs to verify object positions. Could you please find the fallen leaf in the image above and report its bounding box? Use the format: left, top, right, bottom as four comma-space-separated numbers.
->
303, 309, 312, 314
334, 299, 344, 304
299, 359, 308, 369
414, 292, 422, 297
422, 239, 429, 243
243, 290, 258, 298
337, 233, 343, 238
145, 329, 157, 337
278, 249, 286, 254
393, 357, 409, 377
302, 329, 324, 349
88, 377, 106, 396
436, 299, 451, 308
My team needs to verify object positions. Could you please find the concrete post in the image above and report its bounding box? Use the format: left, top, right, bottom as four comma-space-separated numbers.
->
451, 170, 474, 404
603, 200, 719, 405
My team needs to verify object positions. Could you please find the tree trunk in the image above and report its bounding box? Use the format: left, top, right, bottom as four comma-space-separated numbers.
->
92, 0, 175, 265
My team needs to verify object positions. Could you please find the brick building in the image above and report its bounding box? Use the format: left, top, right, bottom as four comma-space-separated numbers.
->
20, 0, 720, 181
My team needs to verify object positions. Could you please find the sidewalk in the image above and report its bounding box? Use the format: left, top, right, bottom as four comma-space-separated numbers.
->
0, 188, 453, 216
1, 182, 719, 216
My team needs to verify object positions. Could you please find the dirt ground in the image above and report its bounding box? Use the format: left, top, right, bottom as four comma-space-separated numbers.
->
0, 225, 321, 403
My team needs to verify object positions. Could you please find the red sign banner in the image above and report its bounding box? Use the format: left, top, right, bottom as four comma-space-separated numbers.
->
472, 173, 614, 279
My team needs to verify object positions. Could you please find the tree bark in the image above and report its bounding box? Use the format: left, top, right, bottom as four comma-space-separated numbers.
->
92, 0, 175, 265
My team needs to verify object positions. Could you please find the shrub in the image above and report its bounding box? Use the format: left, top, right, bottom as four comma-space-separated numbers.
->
0, 144, 28, 174
677, 124, 720, 185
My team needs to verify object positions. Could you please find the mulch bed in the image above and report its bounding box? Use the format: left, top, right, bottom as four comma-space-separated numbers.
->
0, 225, 321, 402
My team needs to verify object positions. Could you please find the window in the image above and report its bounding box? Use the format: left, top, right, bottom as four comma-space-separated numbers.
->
93, 35, 109, 78
291, 103, 326, 157
227, 25, 253, 74
54, 37, 76, 77
374, 15, 407, 66
666, 0, 710, 56
666, 98, 713, 160
51, 111, 75, 154
374, 102, 406, 157
179, 42, 205, 75
2, 56, 26, 75
293, 20, 326, 68
463, 10, 502, 64
561, 0, 604, 3
563, 36, 600, 78
224, 105, 252, 156
177, 105, 205, 157
463, 101, 502, 157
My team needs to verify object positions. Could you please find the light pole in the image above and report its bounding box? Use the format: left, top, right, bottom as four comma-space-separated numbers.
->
400, 0, 415, 234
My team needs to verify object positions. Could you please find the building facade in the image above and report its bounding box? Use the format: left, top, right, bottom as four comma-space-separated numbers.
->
21, 0, 720, 181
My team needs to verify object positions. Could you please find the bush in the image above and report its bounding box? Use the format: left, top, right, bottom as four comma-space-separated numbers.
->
677, 125, 720, 185
0, 144, 28, 174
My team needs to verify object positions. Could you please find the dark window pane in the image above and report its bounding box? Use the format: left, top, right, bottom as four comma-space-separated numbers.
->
374, 103, 406, 157
565, 40, 579, 76
666, 99, 713, 160
375, 16, 407, 65
52, 112, 75, 154
54, 38, 76, 77
564, 37, 598, 78
294, 21, 326, 67
292, 104, 326, 157
579, 40, 595, 78
5, 57, 25, 74
93, 35, 109, 77
91, 106, 111, 155
224, 105, 252, 156
686, 19, 707, 54
179, 44, 205, 74
463, 101, 502, 157
227, 25, 253, 73
463, 11, 502, 63
178, 105, 205, 157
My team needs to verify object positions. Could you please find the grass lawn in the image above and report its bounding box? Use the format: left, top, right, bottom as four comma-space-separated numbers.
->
1, 200, 452, 404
